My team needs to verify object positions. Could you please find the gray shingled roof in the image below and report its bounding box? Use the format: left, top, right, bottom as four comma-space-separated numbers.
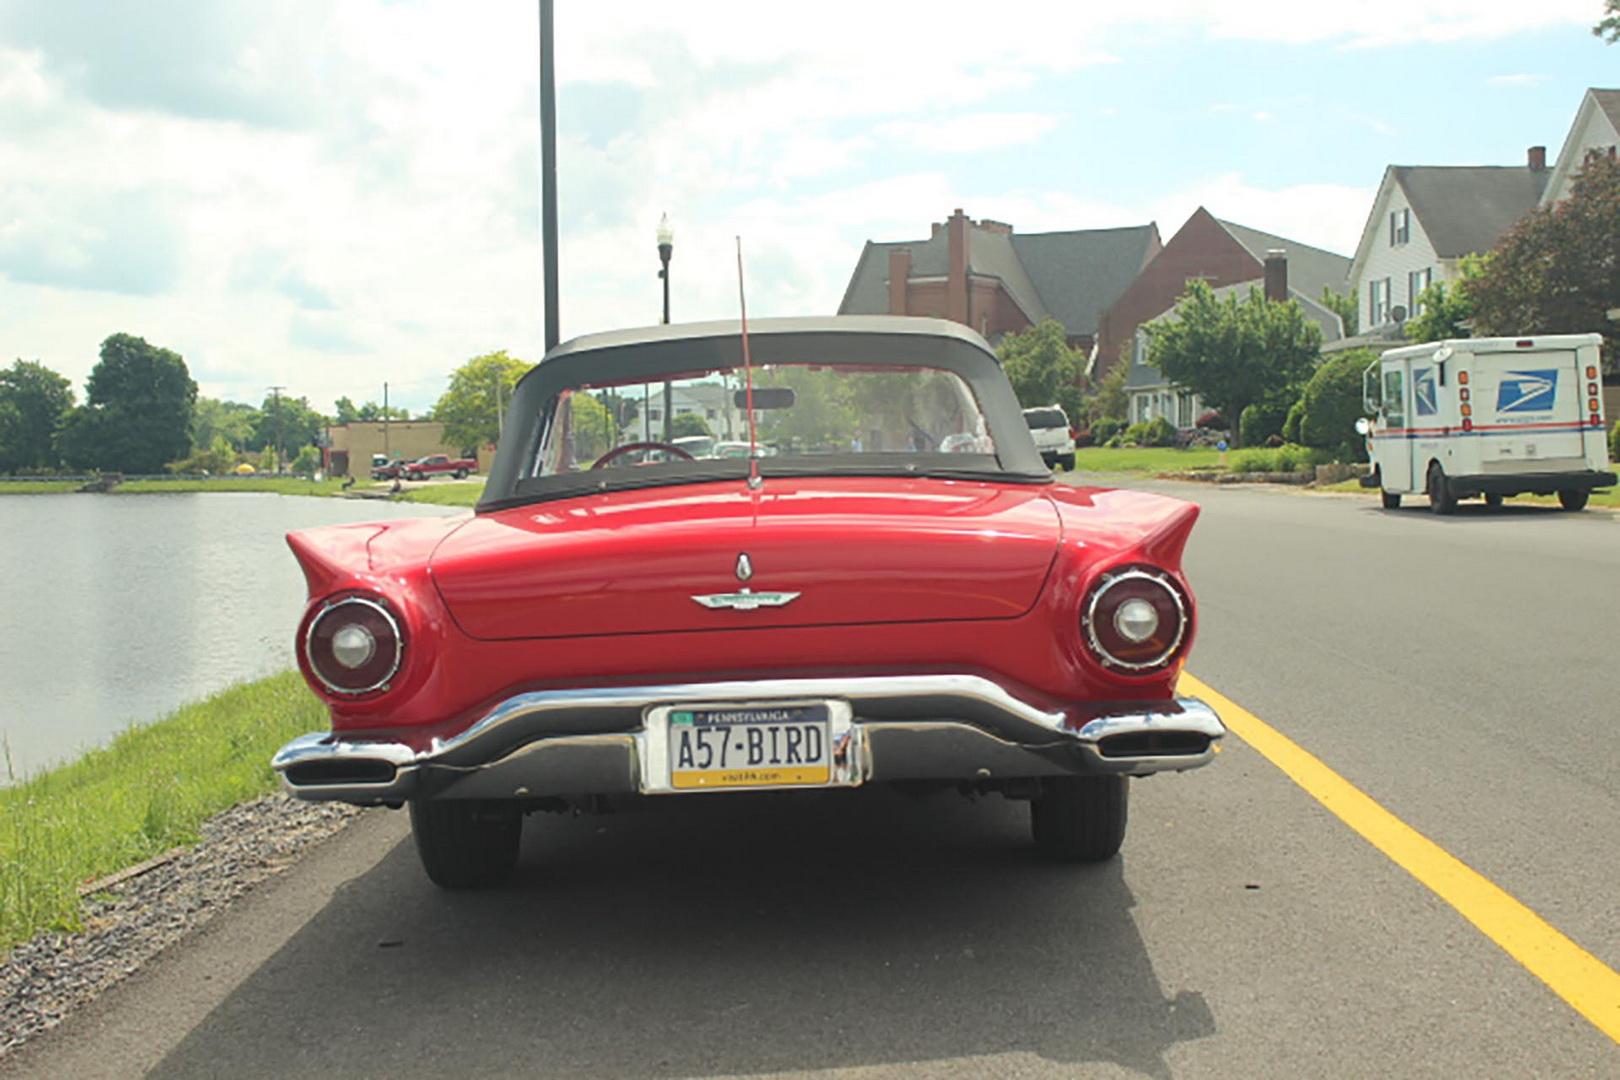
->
838, 222, 1158, 338
1216, 220, 1352, 299
1393, 166, 1550, 258
1593, 89, 1620, 130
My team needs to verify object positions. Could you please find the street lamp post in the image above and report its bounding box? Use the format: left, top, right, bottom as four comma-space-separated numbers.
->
658, 214, 673, 442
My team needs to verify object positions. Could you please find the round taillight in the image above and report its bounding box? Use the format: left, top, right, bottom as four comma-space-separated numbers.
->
1081, 566, 1188, 673
305, 595, 403, 695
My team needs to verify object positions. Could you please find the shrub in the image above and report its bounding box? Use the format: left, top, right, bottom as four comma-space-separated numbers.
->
1282, 400, 1305, 444
1195, 409, 1226, 430
1123, 421, 1149, 446
1239, 401, 1288, 447
1091, 417, 1125, 444
1073, 428, 1095, 448
290, 445, 323, 476
1226, 443, 1330, 473
1143, 416, 1176, 447
1299, 348, 1377, 462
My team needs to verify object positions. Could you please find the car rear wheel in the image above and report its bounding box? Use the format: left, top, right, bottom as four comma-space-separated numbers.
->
1427, 464, 1456, 516
1484, 493, 1504, 509
1558, 489, 1589, 511
409, 799, 522, 889
453, 468, 468, 479
1058, 452, 1076, 472
1030, 775, 1127, 862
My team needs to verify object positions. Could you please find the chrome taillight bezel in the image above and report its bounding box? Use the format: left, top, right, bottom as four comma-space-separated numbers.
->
1080, 566, 1189, 674
304, 594, 404, 696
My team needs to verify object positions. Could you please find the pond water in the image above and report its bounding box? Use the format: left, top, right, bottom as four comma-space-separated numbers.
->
0, 494, 463, 780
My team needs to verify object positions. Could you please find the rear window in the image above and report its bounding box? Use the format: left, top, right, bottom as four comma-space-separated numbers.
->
1023, 407, 1067, 430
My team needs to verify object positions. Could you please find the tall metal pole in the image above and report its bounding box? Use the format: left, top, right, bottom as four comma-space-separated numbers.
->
658, 216, 673, 442
540, 0, 559, 354
383, 381, 390, 462
268, 385, 286, 474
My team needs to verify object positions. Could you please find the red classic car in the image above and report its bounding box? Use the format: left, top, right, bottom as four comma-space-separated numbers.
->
274, 317, 1223, 888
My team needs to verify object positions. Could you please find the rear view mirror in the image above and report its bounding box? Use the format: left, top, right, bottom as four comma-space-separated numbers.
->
1354, 417, 1371, 436
735, 387, 796, 410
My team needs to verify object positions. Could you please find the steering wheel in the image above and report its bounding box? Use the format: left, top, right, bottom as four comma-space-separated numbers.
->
590, 441, 696, 470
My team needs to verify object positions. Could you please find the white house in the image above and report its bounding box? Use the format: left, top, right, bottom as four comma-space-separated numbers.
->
1346, 150, 1550, 333
1542, 88, 1620, 205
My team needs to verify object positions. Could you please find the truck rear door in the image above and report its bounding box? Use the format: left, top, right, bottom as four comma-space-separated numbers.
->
1467, 346, 1585, 468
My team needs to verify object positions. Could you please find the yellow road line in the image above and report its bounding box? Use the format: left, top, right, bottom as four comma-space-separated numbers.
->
1180, 671, 1620, 1045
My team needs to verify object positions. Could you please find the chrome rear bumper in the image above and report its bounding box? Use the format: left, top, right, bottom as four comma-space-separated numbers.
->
273, 674, 1224, 805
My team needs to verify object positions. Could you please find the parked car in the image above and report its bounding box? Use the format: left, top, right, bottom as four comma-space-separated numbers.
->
402, 454, 478, 481
1023, 405, 1077, 471
274, 317, 1223, 888
1357, 333, 1615, 512
370, 458, 407, 480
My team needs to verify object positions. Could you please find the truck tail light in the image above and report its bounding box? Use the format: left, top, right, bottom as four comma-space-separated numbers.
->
1458, 371, 1469, 386
1516, 339, 1534, 348
1591, 398, 1602, 413
1459, 387, 1470, 402
304, 594, 404, 696
1587, 366, 1598, 379
1081, 566, 1189, 674
1460, 404, 1472, 417
1589, 383, 1600, 397
1462, 418, 1474, 431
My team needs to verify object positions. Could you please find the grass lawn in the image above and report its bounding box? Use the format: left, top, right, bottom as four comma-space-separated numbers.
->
1072, 446, 1225, 473
0, 480, 81, 494
395, 481, 485, 507
114, 476, 350, 497
0, 671, 325, 954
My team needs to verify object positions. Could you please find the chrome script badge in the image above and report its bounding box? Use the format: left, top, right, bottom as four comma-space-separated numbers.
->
691, 589, 800, 611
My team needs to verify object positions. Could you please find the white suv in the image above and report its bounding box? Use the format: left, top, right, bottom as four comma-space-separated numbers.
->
1022, 405, 1076, 471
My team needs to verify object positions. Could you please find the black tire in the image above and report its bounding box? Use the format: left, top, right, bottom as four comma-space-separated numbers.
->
1381, 489, 1401, 510
407, 471, 422, 482
1484, 493, 1504, 509
1427, 464, 1456, 516
409, 799, 522, 889
454, 468, 468, 479
1058, 452, 1076, 472
1558, 489, 1589, 512
1030, 775, 1128, 862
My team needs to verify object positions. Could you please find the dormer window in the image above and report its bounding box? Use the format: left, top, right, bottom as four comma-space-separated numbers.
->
1389, 208, 1410, 247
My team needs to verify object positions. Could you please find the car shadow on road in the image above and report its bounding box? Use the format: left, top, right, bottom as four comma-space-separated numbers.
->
150, 787, 1214, 1079
1366, 501, 1596, 522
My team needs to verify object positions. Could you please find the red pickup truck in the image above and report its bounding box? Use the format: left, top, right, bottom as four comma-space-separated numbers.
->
393, 454, 477, 481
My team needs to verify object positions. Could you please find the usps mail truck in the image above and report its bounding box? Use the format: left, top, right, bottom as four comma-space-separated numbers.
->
1357, 334, 1616, 513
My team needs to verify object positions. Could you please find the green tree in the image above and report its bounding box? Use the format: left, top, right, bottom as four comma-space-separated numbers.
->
1086, 361, 1129, 424
335, 396, 411, 423
1467, 152, 1620, 371
250, 394, 326, 469
0, 359, 75, 473
192, 397, 258, 452
1298, 348, 1378, 462
1145, 281, 1323, 446
167, 436, 238, 475
758, 367, 857, 450
1405, 254, 1489, 342
1320, 286, 1359, 337
569, 393, 617, 461
57, 334, 197, 473
669, 412, 714, 438
434, 350, 532, 450
1597, 1, 1619, 42
995, 318, 1087, 418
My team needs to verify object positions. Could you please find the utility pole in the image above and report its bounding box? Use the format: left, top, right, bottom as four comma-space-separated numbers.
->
539, 0, 559, 353
383, 381, 391, 462
268, 385, 286, 473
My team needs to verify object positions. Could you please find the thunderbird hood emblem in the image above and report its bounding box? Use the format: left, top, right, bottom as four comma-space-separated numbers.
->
693, 552, 798, 610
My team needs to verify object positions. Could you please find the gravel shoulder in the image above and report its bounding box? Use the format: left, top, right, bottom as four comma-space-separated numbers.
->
0, 795, 360, 1063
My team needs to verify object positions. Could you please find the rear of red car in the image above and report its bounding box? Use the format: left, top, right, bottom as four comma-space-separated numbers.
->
274, 317, 1222, 888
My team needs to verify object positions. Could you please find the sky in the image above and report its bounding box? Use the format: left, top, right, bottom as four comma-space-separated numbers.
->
0, 1, 1615, 415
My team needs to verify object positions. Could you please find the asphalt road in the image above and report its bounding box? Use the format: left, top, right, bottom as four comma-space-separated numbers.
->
7, 481, 1617, 1079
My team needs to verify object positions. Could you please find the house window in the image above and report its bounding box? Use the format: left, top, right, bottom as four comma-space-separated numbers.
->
649, 409, 661, 421
1389, 208, 1410, 246
1177, 392, 1196, 429
1408, 268, 1433, 315
1369, 278, 1392, 326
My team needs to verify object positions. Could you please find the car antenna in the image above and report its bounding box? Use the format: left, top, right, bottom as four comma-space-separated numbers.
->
736, 236, 762, 491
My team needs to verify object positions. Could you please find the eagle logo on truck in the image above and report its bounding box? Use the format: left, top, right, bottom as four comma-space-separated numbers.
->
1497, 370, 1558, 413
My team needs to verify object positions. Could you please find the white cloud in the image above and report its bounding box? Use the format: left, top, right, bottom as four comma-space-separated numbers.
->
0, 0, 1596, 415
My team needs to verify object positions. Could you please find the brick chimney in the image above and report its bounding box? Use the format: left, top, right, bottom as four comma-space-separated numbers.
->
1528, 145, 1547, 171
887, 248, 911, 315
1263, 249, 1288, 303
946, 208, 969, 325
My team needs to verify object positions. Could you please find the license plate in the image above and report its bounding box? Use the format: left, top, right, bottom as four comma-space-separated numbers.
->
641, 700, 859, 793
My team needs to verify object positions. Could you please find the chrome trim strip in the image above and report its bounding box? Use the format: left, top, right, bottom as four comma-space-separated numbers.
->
272, 675, 1224, 803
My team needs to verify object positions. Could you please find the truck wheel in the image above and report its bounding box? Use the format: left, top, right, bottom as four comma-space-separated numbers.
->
407, 471, 422, 482
1381, 489, 1401, 510
1427, 464, 1456, 516
1484, 493, 1504, 509
454, 468, 468, 479
1558, 489, 1589, 512
409, 799, 522, 889
1058, 453, 1076, 472
1030, 776, 1127, 862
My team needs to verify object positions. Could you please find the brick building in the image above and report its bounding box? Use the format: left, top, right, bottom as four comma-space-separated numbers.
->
1091, 208, 1351, 381
838, 209, 1161, 354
